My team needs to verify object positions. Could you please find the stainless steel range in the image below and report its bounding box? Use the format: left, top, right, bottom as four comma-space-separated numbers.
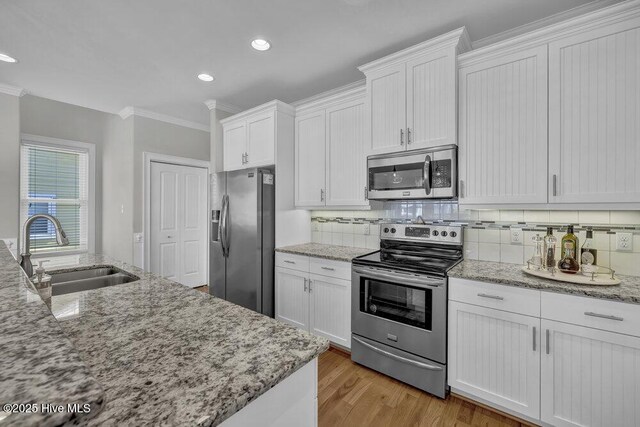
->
351, 223, 463, 398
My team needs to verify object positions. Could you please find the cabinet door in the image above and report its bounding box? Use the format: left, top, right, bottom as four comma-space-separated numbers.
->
246, 111, 275, 167
406, 48, 456, 149
309, 274, 351, 348
295, 110, 326, 207
365, 63, 407, 155
275, 267, 309, 331
549, 22, 640, 204
541, 319, 640, 427
458, 46, 548, 204
325, 98, 367, 206
448, 301, 541, 419
223, 121, 246, 171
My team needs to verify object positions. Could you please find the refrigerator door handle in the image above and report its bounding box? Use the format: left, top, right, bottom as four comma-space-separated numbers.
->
221, 194, 230, 257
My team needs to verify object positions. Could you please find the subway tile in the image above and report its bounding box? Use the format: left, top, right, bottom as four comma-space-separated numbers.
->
464, 228, 479, 242
464, 242, 479, 260
501, 245, 524, 265
458, 208, 479, 221
353, 234, 366, 248
478, 243, 500, 262
523, 210, 550, 223
321, 232, 332, 244
500, 230, 512, 245
311, 231, 321, 243
342, 233, 354, 247
331, 233, 343, 246
523, 230, 546, 246
499, 210, 524, 222
370, 224, 381, 237
610, 252, 640, 276
578, 211, 610, 224
594, 250, 610, 268
549, 211, 579, 224
366, 235, 380, 250
331, 222, 342, 233
320, 222, 332, 232
610, 211, 640, 225
478, 210, 500, 222
341, 223, 354, 234
353, 224, 367, 235
478, 229, 501, 244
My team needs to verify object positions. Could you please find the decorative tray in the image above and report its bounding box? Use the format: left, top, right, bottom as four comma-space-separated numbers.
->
521, 263, 621, 286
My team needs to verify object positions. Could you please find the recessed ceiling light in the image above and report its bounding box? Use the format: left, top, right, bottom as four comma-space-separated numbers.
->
251, 39, 271, 51
0, 52, 17, 63
198, 73, 214, 82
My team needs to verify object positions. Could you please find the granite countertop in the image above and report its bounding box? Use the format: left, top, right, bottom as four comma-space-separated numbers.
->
275, 243, 374, 262
449, 259, 640, 305
1, 244, 328, 427
0, 245, 104, 427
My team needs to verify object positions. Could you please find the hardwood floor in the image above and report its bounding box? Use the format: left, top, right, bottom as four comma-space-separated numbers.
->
318, 348, 531, 427
194, 285, 209, 293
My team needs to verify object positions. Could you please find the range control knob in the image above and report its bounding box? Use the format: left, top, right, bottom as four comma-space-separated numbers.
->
441, 231, 448, 237
432, 230, 439, 236
384, 227, 389, 233
390, 228, 396, 234
450, 231, 457, 238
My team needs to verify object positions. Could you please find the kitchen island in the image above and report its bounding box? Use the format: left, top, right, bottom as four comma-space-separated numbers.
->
0, 243, 329, 426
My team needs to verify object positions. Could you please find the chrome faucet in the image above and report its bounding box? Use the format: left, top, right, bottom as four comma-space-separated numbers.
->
19, 214, 69, 277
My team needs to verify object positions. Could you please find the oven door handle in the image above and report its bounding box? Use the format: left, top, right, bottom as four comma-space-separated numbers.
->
423, 154, 432, 195
353, 267, 444, 288
353, 337, 443, 371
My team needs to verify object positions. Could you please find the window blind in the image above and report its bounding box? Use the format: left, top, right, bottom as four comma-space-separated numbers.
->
20, 144, 89, 254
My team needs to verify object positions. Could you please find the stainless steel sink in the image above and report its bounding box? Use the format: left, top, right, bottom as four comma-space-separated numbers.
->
49, 266, 139, 296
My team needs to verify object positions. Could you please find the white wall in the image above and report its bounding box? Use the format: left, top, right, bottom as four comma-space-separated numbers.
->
0, 93, 20, 241
210, 108, 232, 173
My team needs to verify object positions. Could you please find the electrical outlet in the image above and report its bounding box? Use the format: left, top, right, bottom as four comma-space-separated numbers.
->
363, 223, 371, 235
311, 222, 320, 232
510, 227, 523, 245
616, 232, 633, 251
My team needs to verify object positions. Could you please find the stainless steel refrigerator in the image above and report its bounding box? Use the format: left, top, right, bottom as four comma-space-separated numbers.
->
209, 168, 275, 316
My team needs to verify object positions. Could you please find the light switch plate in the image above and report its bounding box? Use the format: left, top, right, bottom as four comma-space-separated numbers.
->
616, 232, 633, 251
311, 222, 320, 232
363, 224, 371, 235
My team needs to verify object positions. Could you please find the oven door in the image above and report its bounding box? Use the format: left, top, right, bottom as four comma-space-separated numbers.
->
351, 265, 447, 363
367, 145, 456, 200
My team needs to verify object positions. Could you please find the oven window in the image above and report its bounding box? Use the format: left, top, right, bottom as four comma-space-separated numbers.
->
360, 278, 432, 330
369, 162, 425, 191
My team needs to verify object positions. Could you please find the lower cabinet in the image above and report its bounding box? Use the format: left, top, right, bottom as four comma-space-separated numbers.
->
275, 254, 351, 349
449, 278, 640, 426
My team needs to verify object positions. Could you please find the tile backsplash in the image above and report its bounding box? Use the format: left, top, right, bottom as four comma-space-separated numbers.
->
310, 202, 640, 276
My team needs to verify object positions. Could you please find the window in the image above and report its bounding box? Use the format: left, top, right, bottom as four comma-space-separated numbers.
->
20, 135, 95, 255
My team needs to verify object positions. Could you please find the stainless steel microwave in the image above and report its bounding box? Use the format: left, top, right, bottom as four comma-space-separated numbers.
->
367, 145, 457, 200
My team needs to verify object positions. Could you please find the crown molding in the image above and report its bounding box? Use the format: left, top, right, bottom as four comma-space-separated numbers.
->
0, 83, 27, 97
460, 0, 639, 67
358, 27, 471, 74
118, 107, 209, 132
219, 100, 295, 124
204, 99, 242, 114
294, 81, 366, 114
471, 0, 623, 49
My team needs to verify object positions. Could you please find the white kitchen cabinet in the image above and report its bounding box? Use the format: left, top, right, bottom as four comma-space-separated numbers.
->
448, 301, 541, 419
295, 110, 326, 207
548, 20, 640, 204
541, 319, 640, 427
275, 267, 309, 331
458, 45, 548, 205
309, 273, 351, 348
221, 101, 294, 172
359, 28, 470, 155
274, 253, 352, 349
294, 86, 367, 208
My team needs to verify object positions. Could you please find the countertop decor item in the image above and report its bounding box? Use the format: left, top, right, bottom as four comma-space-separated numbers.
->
522, 262, 620, 286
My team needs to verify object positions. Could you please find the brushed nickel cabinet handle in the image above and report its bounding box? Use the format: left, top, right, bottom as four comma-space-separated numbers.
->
477, 293, 504, 301
303, 278, 308, 292
460, 180, 464, 198
400, 129, 404, 146
308, 280, 313, 292
546, 329, 550, 355
553, 174, 558, 196
407, 127, 412, 144
320, 189, 325, 202
584, 311, 624, 322
321, 266, 335, 271
284, 260, 296, 264
532, 326, 537, 352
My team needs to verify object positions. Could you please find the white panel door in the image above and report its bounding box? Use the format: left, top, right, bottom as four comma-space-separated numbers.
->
246, 111, 275, 168
448, 301, 541, 419
325, 98, 367, 207
151, 162, 180, 281
309, 274, 351, 349
151, 162, 208, 287
366, 63, 407, 155
406, 49, 456, 149
541, 319, 640, 427
223, 121, 246, 171
295, 110, 326, 207
549, 22, 640, 204
458, 46, 548, 204
275, 267, 309, 331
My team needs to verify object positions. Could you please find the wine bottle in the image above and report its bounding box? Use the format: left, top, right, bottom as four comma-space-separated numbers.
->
558, 225, 580, 274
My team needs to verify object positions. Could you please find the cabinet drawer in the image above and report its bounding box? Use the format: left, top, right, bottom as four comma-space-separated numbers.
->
309, 257, 351, 280
275, 253, 310, 272
541, 292, 640, 337
449, 278, 541, 317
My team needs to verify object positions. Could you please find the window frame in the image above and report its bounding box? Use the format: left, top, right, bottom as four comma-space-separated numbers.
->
20, 134, 96, 256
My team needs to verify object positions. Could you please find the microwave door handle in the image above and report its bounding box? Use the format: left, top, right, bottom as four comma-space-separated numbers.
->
423, 155, 432, 195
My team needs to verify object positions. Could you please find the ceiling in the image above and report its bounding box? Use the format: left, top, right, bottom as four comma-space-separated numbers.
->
0, 0, 604, 127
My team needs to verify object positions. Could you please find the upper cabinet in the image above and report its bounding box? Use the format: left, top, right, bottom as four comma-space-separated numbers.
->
221, 101, 295, 172
295, 86, 368, 208
458, 2, 640, 208
359, 28, 471, 155
458, 46, 548, 204
548, 19, 640, 204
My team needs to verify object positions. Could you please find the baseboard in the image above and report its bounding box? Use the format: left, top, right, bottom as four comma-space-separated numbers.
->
329, 344, 351, 357
451, 392, 540, 427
